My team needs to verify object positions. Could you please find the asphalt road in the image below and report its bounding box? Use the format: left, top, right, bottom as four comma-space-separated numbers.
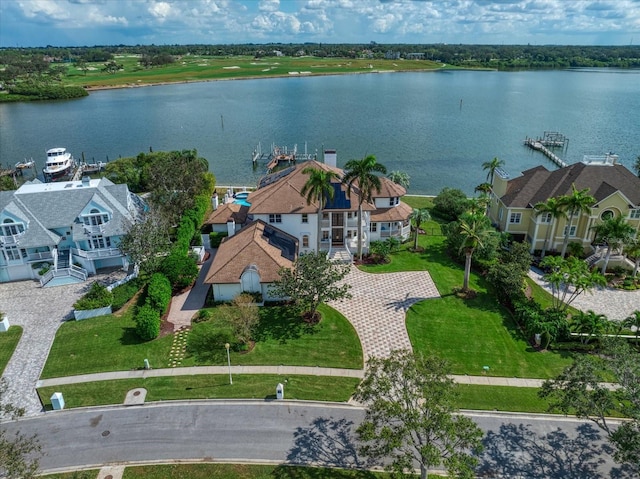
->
2, 401, 634, 478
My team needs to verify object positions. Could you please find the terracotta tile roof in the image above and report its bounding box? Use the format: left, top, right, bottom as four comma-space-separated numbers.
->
501, 163, 640, 208
204, 203, 249, 225
372, 177, 406, 198
248, 161, 374, 214
204, 220, 297, 284
370, 201, 413, 222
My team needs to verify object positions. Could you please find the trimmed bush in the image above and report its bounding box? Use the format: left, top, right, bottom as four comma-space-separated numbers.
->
209, 232, 228, 248
111, 278, 144, 311
160, 252, 199, 291
135, 304, 161, 341
147, 273, 172, 313
432, 187, 469, 221
74, 282, 113, 310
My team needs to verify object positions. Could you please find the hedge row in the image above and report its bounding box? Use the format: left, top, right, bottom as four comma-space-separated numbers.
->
9, 84, 88, 100
73, 282, 113, 311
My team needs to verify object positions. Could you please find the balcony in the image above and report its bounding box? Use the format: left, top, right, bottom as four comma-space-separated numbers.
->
0, 232, 25, 245
83, 224, 106, 235
72, 247, 123, 259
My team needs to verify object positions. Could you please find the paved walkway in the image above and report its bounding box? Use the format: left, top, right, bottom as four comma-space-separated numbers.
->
329, 266, 441, 359
0, 271, 126, 417
528, 268, 640, 320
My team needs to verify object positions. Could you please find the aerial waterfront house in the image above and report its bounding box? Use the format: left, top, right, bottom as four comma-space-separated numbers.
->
488, 156, 640, 257
0, 177, 146, 285
205, 158, 412, 300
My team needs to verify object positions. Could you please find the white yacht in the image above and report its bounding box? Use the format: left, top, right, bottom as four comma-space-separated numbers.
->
43, 147, 74, 180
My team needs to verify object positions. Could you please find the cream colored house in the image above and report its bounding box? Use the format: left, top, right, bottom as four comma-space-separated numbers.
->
488, 156, 640, 255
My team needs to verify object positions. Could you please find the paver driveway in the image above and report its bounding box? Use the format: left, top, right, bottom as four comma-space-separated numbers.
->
329, 266, 441, 359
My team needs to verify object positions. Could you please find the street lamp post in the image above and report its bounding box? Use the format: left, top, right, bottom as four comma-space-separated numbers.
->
225, 342, 232, 385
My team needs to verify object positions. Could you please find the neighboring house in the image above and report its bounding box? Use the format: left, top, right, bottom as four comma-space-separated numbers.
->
204, 158, 412, 300
488, 156, 640, 255
0, 177, 146, 285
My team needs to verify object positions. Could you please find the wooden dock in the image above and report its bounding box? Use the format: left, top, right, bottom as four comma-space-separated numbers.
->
524, 136, 568, 168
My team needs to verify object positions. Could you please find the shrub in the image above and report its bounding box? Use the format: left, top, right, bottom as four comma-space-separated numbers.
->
73, 282, 113, 310
8, 84, 88, 100
432, 187, 469, 221
111, 278, 144, 311
135, 304, 161, 341
146, 273, 172, 313
209, 231, 228, 248
160, 252, 199, 291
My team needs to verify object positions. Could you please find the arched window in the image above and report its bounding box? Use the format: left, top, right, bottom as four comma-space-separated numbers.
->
600, 210, 615, 221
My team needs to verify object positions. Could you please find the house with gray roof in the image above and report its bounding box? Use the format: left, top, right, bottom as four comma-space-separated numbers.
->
0, 177, 146, 285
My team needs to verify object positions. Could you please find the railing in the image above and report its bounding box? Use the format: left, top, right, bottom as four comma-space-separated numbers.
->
106, 265, 139, 292
39, 264, 88, 287
28, 251, 53, 262
0, 233, 24, 245
83, 224, 106, 235
39, 269, 55, 286
72, 247, 123, 259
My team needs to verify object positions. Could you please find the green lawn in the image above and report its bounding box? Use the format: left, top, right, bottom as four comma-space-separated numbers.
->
0, 326, 22, 375
37, 374, 360, 409
456, 384, 552, 413
41, 304, 362, 379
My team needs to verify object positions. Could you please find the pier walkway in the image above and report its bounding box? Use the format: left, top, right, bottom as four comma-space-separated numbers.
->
524, 138, 568, 168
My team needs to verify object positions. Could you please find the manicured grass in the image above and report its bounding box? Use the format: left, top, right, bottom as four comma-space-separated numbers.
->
456, 385, 552, 413
122, 464, 390, 479
37, 374, 360, 409
0, 326, 23, 375
185, 304, 362, 369
41, 311, 175, 379
41, 471, 99, 479
403, 195, 435, 210
41, 304, 362, 379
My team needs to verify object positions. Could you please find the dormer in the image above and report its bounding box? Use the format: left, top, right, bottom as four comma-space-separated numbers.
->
0, 212, 28, 245
79, 201, 112, 235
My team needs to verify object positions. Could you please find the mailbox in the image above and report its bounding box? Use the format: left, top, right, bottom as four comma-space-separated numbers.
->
51, 392, 65, 410
276, 383, 284, 400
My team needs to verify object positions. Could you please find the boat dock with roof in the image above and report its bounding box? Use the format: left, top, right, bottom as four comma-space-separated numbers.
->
524, 131, 569, 168
252, 142, 318, 173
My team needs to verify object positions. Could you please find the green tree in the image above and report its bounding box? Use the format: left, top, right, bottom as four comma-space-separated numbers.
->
387, 170, 410, 189
355, 350, 484, 479
481, 156, 505, 184
300, 166, 340, 251
534, 197, 567, 258
474, 182, 492, 195
0, 379, 41, 479
625, 238, 640, 278
269, 251, 351, 322
458, 212, 492, 292
343, 155, 387, 260
540, 338, 640, 473
410, 208, 431, 251
623, 310, 640, 343
592, 215, 635, 274
118, 208, 171, 274
558, 184, 595, 258
217, 293, 260, 346
571, 310, 610, 345
134, 304, 161, 340
432, 187, 469, 222
487, 241, 531, 304
540, 256, 607, 313
160, 252, 199, 292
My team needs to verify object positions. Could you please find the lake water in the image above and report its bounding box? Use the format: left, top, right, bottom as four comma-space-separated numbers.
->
1, 69, 638, 195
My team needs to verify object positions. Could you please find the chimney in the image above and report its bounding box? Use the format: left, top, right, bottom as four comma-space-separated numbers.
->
492, 168, 509, 199
324, 149, 337, 168
227, 218, 236, 237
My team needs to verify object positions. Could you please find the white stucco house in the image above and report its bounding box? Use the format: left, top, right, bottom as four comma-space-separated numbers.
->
204, 158, 412, 301
0, 177, 146, 285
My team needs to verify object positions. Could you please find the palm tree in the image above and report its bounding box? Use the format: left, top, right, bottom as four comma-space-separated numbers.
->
534, 197, 567, 258
623, 310, 640, 343
387, 170, 410, 189
481, 157, 505, 185
409, 208, 431, 251
343, 155, 387, 260
571, 310, 609, 345
301, 166, 340, 252
474, 182, 492, 195
625, 238, 640, 278
558, 184, 595, 258
458, 212, 491, 292
592, 215, 636, 274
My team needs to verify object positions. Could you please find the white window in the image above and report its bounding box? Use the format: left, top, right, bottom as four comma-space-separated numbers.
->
563, 225, 577, 237
629, 209, 640, 219
3, 246, 22, 261
302, 235, 309, 248
388, 197, 399, 206
509, 212, 522, 224
301, 214, 308, 223
347, 212, 353, 219
370, 222, 377, 232
347, 230, 355, 239
1, 219, 25, 237
540, 213, 552, 223
268, 214, 282, 223
90, 235, 111, 249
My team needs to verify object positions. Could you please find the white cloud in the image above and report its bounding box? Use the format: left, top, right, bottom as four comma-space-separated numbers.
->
148, 1, 173, 20
259, 0, 280, 13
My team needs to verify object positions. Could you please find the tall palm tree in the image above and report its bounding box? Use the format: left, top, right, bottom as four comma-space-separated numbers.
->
481, 157, 505, 185
534, 197, 567, 258
458, 212, 491, 292
558, 184, 596, 258
409, 208, 431, 251
387, 170, 410, 189
592, 215, 636, 274
623, 310, 640, 342
343, 155, 387, 260
301, 166, 340, 252
625, 238, 640, 278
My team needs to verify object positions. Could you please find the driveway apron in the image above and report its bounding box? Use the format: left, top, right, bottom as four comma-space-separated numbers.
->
330, 267, 440, 359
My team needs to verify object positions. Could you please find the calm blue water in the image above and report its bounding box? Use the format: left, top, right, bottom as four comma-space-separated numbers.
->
1, 69, 638, 195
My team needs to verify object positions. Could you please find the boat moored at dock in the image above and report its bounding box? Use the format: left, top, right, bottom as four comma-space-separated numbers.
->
43, 147, 75, 181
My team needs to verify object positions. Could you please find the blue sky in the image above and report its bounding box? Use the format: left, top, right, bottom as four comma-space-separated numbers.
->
1, 0, 639, 47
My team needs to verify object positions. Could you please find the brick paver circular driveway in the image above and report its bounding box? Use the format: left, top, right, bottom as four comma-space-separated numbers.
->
330, 266, 441, 359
